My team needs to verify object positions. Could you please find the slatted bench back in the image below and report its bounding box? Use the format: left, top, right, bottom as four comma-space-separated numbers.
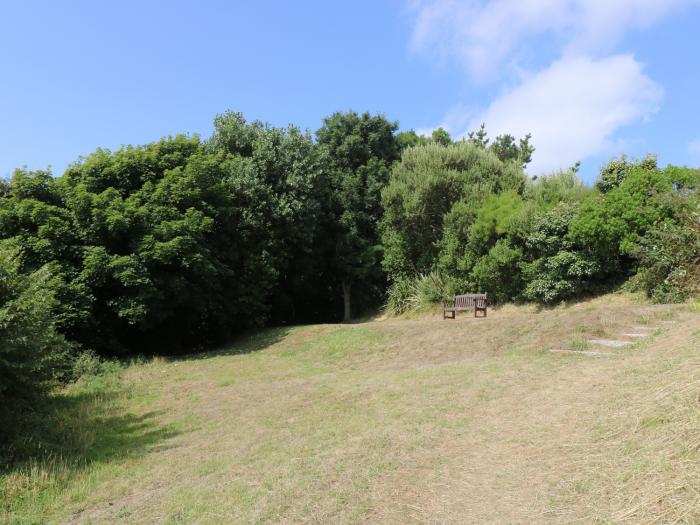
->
453, 293, 487, 310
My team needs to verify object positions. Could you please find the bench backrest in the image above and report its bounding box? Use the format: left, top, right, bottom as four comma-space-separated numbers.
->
453, 293, 487, 309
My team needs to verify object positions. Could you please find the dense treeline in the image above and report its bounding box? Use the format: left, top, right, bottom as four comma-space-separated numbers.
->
1, 109, 699, 447
383, 149, 699, 311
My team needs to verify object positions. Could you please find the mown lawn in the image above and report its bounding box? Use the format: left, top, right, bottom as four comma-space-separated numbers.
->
2, 295, 699, 524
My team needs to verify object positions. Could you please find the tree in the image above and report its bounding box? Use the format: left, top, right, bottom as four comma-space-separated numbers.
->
466, 123, 534, 168
381, 141, 526, 280
0, 115, 334, 354
629, 168, 700, 302
396, 130, 428, 150
490, 133, 534, 167
0, 245, 73, 443
467, 123, 489, 148
316, 110, 400, 320
570, 163, 676, 264
431, 127, 452, 146
595, 154, 658, 193
521, 203, 601, 304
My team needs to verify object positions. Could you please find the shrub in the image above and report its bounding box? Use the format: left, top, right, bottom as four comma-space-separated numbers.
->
385, 272, 453, 315
385, 276, 417, 315
414, 272, 453, 307
381, 141, 526, 277
631, 207, 700, 302
521, 251, 601, 304
595, 154, 658, 194
0, 245, 74, 444
520, 203, 602, 304
471, 240, 523, 304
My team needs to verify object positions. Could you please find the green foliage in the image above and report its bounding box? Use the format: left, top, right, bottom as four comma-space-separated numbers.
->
385, 272, 452, 315
630, 192, 700, 302
381, 141, 526, 277
0, 114, 339, 354
525, 169, 594, 208
436, 191, 526, 298
467, 123, 534, 167
471, 240, 523, 304
0, 245, 74, 444
571, 164, 676, 260
431, 127, 452, 146
522, 251, 601, 304
395, 130, 428, 150
2, 104, 697, 415
385, 276, 417, 315
467, 190, 524, 252
414, 271, 453, 307
316, 110, 399, 172
521, 203, 601, 304
595, 154, 658, 193
316, 110, 400, 319
490, 133, 534, 167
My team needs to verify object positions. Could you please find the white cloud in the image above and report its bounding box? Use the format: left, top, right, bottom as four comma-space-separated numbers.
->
455, 55, 662, 174
406, 0, 694, 174
410, 0, 698, 79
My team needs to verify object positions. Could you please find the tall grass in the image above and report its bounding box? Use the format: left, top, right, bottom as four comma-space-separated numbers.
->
385, 272, 453, 315
1, 355, 132, 522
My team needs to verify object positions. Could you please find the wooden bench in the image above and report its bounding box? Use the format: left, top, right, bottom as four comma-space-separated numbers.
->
443, 293, 487, 319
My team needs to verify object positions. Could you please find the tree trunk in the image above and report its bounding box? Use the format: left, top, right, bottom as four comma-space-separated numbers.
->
342, 280, 352, 322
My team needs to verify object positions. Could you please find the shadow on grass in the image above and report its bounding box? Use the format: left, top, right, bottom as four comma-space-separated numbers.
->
177, 325, 294, 361
2, 379, 179, 477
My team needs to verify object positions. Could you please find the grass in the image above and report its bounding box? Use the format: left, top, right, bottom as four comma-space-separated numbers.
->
571, 337, 591, 350
1, 294, 698, 524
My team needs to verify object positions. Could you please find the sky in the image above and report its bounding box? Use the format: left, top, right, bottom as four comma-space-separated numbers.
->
1, 0, 699, 183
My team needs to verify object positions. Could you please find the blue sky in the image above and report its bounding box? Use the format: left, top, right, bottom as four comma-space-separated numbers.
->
2, 0, 699, 183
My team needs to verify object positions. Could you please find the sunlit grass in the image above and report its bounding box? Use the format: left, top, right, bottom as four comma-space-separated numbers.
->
1, 295, 696, 524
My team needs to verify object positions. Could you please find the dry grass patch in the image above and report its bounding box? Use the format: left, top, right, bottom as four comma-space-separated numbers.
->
1, 294, 696, 524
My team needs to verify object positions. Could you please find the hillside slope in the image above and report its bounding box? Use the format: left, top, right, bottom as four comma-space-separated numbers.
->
2, 294, 699, 524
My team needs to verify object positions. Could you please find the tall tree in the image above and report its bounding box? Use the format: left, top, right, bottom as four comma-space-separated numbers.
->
467, 123, 534, 168
381, 141, 527, 280
316, 111, 400, 320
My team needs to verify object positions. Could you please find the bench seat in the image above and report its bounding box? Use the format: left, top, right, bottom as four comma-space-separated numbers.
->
443, 293, 487, 319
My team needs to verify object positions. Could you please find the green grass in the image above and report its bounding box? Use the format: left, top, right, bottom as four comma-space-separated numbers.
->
1, 295, 697, 524
570, 337, 591, 350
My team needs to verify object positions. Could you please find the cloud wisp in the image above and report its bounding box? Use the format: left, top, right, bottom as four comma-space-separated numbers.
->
467, 55, 662, 174
408, 0, 695, 175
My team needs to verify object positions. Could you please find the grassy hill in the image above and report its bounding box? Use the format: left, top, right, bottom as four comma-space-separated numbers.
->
2, 294, 699, 524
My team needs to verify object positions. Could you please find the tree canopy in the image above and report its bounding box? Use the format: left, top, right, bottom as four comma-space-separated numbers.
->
1, 110, 698, 446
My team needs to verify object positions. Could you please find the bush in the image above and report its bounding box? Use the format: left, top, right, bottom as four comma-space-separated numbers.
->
381, 141, 526, 277
385, 272, 453, 315
471, 240, 523, 304
414, 272, 453, 307
0, 245, 74, 444
631, 205, 700, 302
520, 203, 602, 304
385, 276, 417, 315
521, 251, 600, 304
